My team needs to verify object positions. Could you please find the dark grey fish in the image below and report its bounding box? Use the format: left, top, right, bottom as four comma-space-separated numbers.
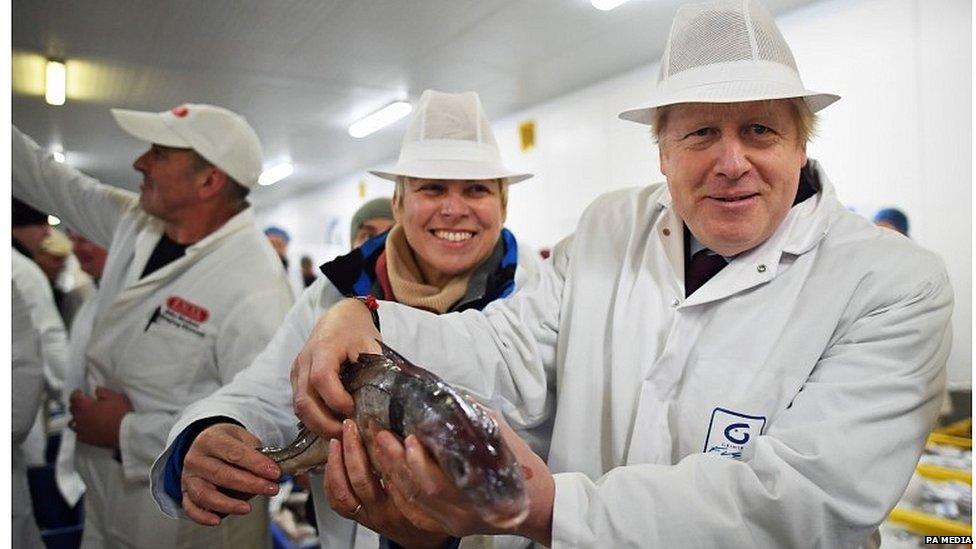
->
260, 341, 527, 523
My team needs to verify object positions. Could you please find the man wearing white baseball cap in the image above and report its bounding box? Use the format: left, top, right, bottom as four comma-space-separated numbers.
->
12, 103, 293, 548
291, 1, 952, 547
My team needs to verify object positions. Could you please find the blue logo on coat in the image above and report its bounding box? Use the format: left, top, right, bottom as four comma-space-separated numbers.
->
704, 408, 766, 460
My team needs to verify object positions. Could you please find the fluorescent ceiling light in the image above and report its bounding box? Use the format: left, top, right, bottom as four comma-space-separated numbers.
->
45, 59, 66, 106
591, 0, 632, 10
348, 101, 413, 138
259, 162, 294, 186
52, 149, 65, 163
48, 215, 61, 226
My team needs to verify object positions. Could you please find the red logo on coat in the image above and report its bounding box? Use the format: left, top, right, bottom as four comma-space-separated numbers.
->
166, 296, 209, 323
171, 105, 189, 118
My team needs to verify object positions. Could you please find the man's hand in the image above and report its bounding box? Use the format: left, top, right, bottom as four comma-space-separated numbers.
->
324, 419, 451, 548
69, 387, 133, 449
180, 423, 282, 526
373, 411, 555, 545
291, 298, 381, 438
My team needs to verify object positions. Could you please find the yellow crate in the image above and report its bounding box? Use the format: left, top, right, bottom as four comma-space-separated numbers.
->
934, 418, 972, 438
888, 507, 972, 537
916, 463, 972, 484
928, 432, 972, 449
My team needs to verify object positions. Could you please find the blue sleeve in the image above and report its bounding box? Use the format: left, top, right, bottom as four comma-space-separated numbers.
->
162, 416, 243, 506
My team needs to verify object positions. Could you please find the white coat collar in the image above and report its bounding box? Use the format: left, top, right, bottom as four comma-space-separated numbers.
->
127, 206, 257, 290
658, 159, 838, 307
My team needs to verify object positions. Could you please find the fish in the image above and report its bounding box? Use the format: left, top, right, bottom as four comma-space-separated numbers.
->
259, 341, 528, 524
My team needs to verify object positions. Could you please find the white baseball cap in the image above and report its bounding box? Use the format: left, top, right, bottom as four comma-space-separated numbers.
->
618, 0, 840, 126
370, 90, 532, 184
111, 103, 264, 188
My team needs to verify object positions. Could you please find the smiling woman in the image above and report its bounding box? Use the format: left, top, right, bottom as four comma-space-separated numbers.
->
393, 177, 506, 288
151, 89, 546, 549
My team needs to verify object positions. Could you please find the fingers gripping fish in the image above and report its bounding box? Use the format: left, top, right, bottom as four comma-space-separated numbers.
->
259, 341, 527, 520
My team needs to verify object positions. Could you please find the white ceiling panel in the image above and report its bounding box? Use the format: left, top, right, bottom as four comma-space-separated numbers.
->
12, 0, 821, 206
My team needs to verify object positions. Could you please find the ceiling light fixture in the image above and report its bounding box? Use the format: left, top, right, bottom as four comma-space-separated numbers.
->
259, 162, 294, 186
52, 148, 65, 163
45, 59, 66, 106
48, 215, 61, 226
348, 101, 413, 138
591, 0, 632, 10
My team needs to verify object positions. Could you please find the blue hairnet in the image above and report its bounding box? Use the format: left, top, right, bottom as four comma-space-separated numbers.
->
264, 226, 291, 242
873, 208, 909, 236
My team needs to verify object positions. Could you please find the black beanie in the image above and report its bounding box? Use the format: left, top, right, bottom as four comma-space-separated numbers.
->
12, 197, 49, 227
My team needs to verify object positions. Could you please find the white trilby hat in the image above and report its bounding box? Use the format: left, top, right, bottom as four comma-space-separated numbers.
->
619, 0, 840, 126
111, 103, 264, 188
370, 90, 532, 184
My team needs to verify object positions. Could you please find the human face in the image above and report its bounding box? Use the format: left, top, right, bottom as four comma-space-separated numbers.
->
266, 234, 289, 257
659, 100, 807, 256
132, 144, 205, 220
396, 178, 505, 286
352, 217, 395, 249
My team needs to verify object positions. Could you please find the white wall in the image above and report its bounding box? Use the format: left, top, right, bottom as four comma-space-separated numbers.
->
256, 0, 971, 387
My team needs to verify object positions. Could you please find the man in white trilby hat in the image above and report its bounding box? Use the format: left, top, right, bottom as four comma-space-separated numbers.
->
290, 1, 953, 547
12, 104, 293, 548
148, 89, 545, 548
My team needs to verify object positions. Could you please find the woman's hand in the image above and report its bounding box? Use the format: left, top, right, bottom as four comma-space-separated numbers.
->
325, 419, 452, 549
372, 411, 555, 545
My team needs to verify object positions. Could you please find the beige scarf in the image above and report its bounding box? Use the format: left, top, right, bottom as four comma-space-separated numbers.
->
384, 225, 473, 313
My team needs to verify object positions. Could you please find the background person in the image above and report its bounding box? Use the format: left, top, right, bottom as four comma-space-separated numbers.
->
265, 225, 291, 269
350, 196, 395, 249
149, 89, 543, 549
299, 255, 317, 288
12, 102, 294, 548
54, 231, 109, 514
12, 273, 48, 549
873, 207, 909, 236
290, 1, 953, 547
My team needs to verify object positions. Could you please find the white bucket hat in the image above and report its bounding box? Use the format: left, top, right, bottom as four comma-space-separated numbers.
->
111, 103, 264, 188
619, 0, 840, 126
370, 90, 532, 184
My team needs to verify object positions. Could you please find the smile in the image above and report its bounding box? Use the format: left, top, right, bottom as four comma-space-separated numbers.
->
709, 192, 759, 202
432, 230, 475, 242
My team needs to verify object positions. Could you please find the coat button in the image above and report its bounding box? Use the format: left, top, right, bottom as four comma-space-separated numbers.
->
662, 228, 671, 236
671, 297, 680, 307
757, 264, 767, 273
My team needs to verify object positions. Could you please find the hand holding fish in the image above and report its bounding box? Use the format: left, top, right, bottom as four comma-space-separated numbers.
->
370, 411, 555, 545
325, 419, 454, 548
180, 423, 281, 526
291, 297, 381, 437
279, 338, 548, 543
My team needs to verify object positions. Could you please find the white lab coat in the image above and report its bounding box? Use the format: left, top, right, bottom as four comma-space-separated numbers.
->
372, 161, 953, 548
149, 245, 544, 549
12, 126, 295, 548
11, 248, 70, 398
13, 248, 72, 469
55, 288, 101, 506
12, 259, 51, 549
